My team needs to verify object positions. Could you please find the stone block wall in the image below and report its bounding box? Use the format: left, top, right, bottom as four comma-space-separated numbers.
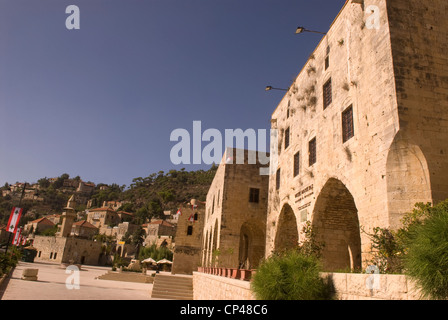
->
324, 272, 421, 300
193, 271, 421, 300
266, 0, 448, 272
203, 149, 269, 269
193, 272, 255, 300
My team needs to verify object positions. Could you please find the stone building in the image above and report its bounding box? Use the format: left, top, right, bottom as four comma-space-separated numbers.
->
171, 200, 205, 275
266, 0, 448, 271
24, 217, 55, 234
86, 207, 121, 229
71, 220, 99, 239
202, 149, 269, 270
144, 220, 176, 245
33, 236, 103, 265
32, 196, 103, 265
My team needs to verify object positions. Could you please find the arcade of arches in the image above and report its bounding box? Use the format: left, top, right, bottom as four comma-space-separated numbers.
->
312, 178, 361, 271
273, 179, 361, 272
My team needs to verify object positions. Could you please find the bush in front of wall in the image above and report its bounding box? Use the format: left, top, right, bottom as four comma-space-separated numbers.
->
251, 249, 334, 300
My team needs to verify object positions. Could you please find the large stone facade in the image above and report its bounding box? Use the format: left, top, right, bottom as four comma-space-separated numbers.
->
172, 200, 205, 275
266, 0, 448, 271
202, 149, 269, 269
33, 235, 103, 265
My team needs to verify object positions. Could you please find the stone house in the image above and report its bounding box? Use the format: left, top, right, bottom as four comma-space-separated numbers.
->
76, 181, 95, 194
24, 217, 55, 234
202, 148, 269, 270
144, 220, 176, 245
117, 211, 133, 223
86, 207, 121, 229
71, 220, 99, 239
266, 0, 448, 272
44, 214, 61, 225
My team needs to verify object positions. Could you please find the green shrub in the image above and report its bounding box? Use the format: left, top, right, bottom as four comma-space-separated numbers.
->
0, 250, 20, 276
251, 250, 334, 300
362, 226, 404, 274
403, 202, 448, 300
139, 244, 173, 261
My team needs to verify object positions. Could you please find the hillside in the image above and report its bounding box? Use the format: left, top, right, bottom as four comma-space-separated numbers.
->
0, 165, 217, 227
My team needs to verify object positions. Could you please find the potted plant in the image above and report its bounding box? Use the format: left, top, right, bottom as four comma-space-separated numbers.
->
231, 268, 241, 279
240, 269, 252, 281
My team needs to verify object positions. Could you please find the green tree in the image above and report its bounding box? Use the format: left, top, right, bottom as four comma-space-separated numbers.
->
402, 201, 448, 300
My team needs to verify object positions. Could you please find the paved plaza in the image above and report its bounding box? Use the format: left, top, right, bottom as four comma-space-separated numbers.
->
1, 261, 154, 300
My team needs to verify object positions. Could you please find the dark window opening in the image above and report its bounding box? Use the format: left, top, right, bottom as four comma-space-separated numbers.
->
294, 152, 300, 177
342, 105, 354, 143
249, 188, 260, 203
187, 226, 193, 236
309, 138, 317, 166
284, 127, 290, 149
276, 169, 281, 190
323, 79, 332, 109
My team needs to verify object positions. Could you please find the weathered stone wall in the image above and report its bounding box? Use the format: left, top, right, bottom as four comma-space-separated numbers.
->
385, 0, 448, 225
203, 149, 269, 269
33, 236, 67, 263
33, 236, 103, 265
324, 272, 421, 300
193, 272, 255, 300
63, 238, 103, 265
266, 0, 448, 271
172, 201, 205, 275
192, 271, 420, 300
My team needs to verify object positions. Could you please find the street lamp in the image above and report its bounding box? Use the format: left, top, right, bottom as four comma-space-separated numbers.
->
265, 86, 288, 92
295, 26, 327, 35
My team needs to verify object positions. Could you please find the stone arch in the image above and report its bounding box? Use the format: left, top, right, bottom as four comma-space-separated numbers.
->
274, 203, 299, 253
386, 132, 432, 228
202, 230, 209, 266
238, 221, 265, 269
210, 219, 219, 266
312, 178, 361, 271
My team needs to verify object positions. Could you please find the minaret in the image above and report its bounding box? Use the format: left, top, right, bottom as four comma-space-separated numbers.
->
57, 195, 76, 237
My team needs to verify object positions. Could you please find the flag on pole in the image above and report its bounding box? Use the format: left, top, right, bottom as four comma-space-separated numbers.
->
176, 208, 182, 216
13, 227, 22, 246
6, 207, 23, 234
188, 213, 195, 222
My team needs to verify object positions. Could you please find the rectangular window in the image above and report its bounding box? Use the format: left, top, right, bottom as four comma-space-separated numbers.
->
284, 127, 290, 149
323, 78, 332, 109
276, 169, 281, 190
309, 138, 317, 166
249, 188, 260, 203
325, 56, 330, 70
342, 105, 355, 143
187, 225, 193, 236
294, 152, 300, 177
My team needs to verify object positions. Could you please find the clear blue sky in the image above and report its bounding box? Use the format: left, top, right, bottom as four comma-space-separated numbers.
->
0, 0, 346, 187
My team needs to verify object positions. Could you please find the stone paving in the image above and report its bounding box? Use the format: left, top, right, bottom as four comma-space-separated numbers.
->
1, 261, 154, 300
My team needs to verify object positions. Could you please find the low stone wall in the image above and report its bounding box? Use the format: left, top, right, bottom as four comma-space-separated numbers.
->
98, 271, 154, 284
325, 272, 421, 300
193, 271, 422, 300
193, 272, 255, 300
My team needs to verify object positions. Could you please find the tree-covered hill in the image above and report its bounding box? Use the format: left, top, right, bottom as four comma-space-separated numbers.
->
0, 165, 217, 227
